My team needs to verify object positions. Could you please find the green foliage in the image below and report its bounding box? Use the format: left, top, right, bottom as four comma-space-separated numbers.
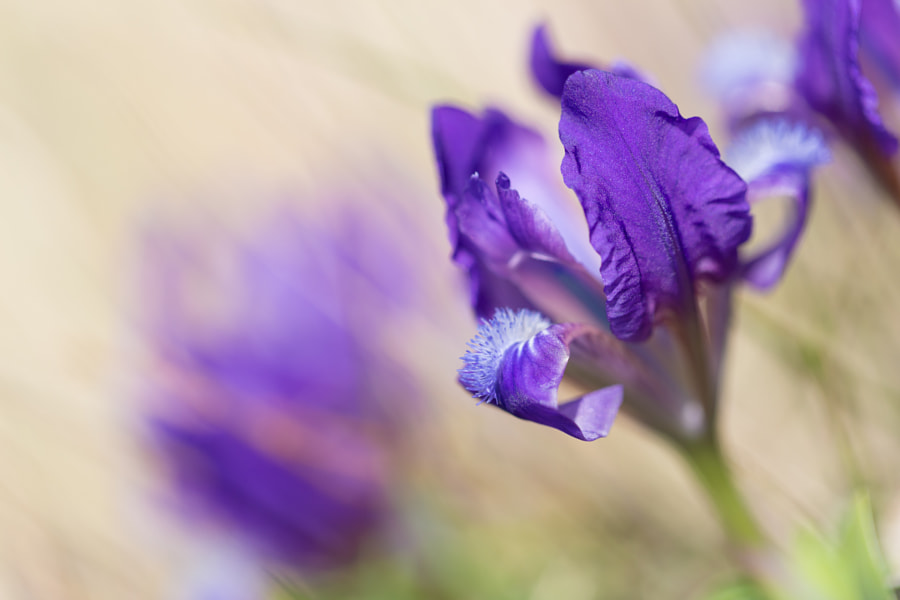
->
789, 492, 892, 600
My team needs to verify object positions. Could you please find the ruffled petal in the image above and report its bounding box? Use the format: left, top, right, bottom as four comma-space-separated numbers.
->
459, 309, 623, 441
726, 118, 831, 289
559, 70, 752, 342
796, 0, 898, 156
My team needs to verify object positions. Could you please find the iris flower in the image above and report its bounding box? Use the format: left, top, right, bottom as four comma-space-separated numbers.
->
432, 25, 834, 443
704, 0, 897, 203
141, 209, 412, 572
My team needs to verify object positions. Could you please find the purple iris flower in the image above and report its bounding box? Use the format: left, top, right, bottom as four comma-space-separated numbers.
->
796, 0, 899, 196
433, 64, 761, 442
141, 210, 411, 572
701, 29, 832, 290
704, 1, 898, 202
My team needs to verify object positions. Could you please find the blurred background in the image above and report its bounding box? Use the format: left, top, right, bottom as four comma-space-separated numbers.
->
2, 0, 900, 598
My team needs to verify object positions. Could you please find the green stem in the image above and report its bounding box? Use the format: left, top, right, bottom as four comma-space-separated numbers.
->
677, 434, 788, 597
680, 435, 764, 549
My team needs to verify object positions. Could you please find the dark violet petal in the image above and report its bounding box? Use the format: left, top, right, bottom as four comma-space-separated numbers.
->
530, 25, 647, 100
725, 118, 830, 289
453, 240, 535, 320
459, 309, 622, 441
559, 70, 752, 342
530, 24, 597, 99
451, 175, 543, 317
861, 0, 900, 89
796, 0, 898, 156
431, 105, 545, 201
153, 419, 386, 569
454, 175, 520, 267
432, 106, 573, 317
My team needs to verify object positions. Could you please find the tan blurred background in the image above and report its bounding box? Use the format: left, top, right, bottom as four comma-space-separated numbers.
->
2, 0, 900, 598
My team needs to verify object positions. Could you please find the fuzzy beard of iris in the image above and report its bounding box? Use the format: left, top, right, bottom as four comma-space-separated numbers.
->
459, 308, 551, 405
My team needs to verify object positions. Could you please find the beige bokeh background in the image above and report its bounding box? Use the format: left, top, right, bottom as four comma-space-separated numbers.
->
2, 0, 900, 598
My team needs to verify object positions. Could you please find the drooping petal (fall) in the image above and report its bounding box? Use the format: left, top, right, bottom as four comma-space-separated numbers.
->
726, 118, 831, 289
459, 308, 623, 441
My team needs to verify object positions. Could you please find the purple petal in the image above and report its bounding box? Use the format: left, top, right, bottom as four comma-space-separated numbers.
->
432, 105, 545, 203
141, 211, 418, 571
431, 107, 542, 317
459, 309, 622, 441
496, 172, 575, 264
530, 24, 597, 99
153, 419, 386, 569
530, 25, 647, 99
739, 181, 811, 290
725, 118, 830, 289
796, 0, 898, 156
432, 106, 578, 317
454, 174, 608, 325
559, 70, 752, 342
861, 0, 900, 90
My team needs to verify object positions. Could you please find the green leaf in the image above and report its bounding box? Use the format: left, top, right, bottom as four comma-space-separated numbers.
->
790, 491, 892, 600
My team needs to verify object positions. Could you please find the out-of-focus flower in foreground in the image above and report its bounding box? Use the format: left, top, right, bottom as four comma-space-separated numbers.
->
140, 207, 415, 574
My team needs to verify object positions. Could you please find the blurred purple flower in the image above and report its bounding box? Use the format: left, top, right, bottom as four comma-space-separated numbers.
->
433, 64, 761, 441
703, 0, 898, 206
797, 0, 898, 150
141, 208, 416, 572
700, 31, 832, 290
796, 0, 899, 192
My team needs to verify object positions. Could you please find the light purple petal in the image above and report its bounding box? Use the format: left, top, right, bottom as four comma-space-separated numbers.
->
701, 30, 799, 123
740, 177, 812, 289
459, 309, 623, 441
530, 24, 647, 100
559, 70, 752, 342
496, 172, 575, 264
796, 0, 898, 156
